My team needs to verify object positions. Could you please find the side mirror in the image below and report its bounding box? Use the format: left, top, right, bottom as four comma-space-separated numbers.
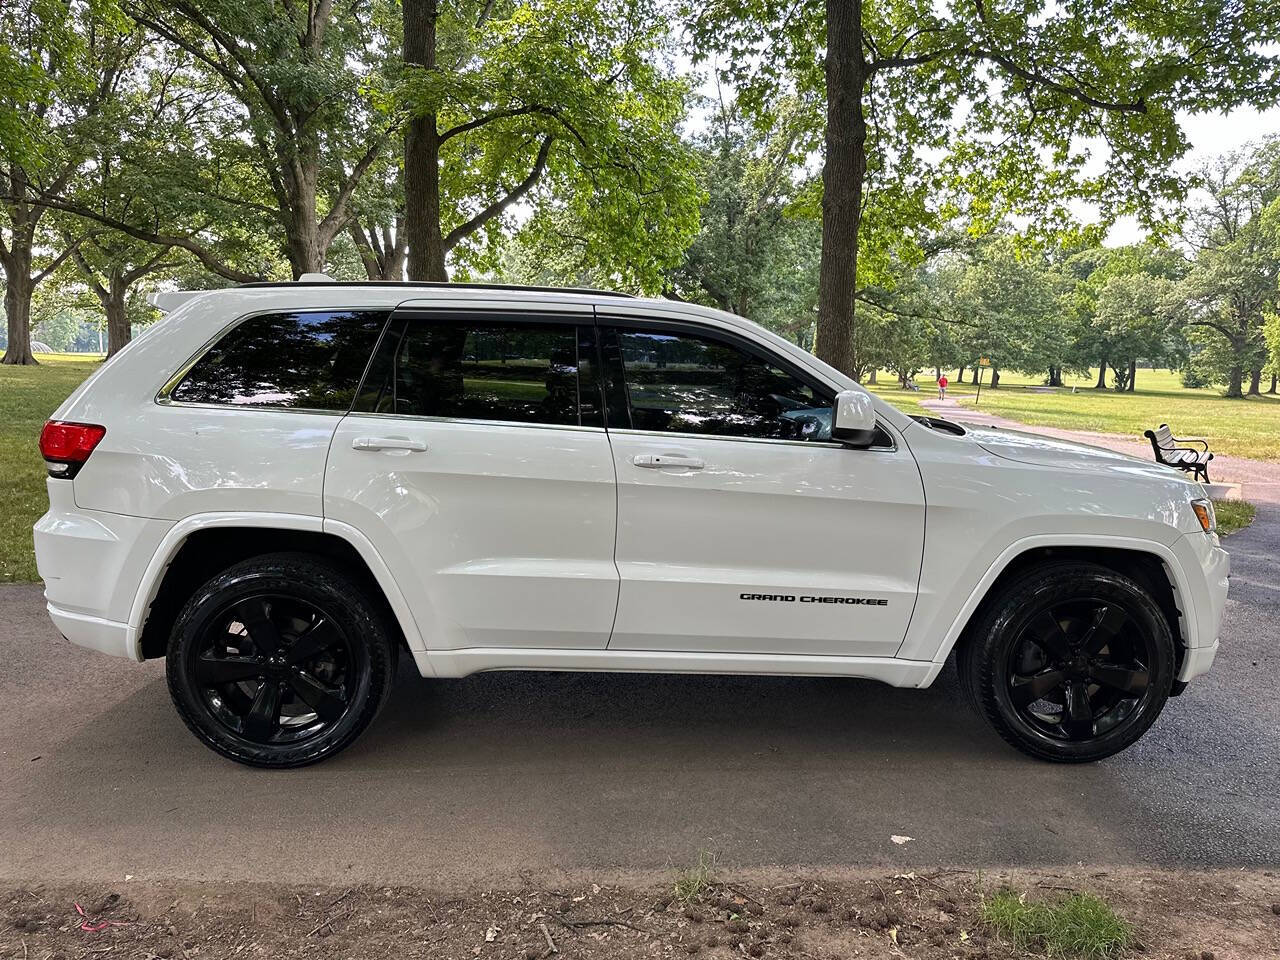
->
832, 389, 878, 447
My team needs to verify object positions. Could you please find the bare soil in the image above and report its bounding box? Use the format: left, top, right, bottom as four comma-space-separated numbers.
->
3, 869, 1278, 960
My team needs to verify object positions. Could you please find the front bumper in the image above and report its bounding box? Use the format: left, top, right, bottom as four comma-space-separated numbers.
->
1172, 530, 1230, 683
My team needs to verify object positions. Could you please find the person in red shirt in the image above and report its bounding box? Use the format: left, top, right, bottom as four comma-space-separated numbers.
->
938, 374, 949, 399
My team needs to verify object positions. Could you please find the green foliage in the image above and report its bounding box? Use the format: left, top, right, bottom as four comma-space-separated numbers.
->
1182, 138, 1280, 394
663, 100, 818, 340
408, 0, 702, 289
690, 0, 1280, 278
981, 888, 1132, 959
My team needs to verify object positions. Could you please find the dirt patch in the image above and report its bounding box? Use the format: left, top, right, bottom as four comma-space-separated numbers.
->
2, 869, 1277, 960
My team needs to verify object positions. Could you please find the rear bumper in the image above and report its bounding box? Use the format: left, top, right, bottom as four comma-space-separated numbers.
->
33, 479, 170, 660
45, 603, 133, 659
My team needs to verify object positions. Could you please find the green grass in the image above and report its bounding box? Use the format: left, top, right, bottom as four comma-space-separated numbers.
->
0, 355, 100, 582
673, 850, 718, 903
869, 368, 1280, 461
1213, 499, 1256, 536
981, 888, 1132, 959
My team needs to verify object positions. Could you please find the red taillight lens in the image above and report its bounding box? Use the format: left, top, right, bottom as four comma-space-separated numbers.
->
39, 421, 106, 477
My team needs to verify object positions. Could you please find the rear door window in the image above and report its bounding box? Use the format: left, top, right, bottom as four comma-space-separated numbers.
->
169, 310, 388, 411
354, 314, 603, 427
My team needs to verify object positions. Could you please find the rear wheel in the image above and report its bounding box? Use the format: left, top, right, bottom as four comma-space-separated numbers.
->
166, 553, 396, 768
959, 562, 1175, 762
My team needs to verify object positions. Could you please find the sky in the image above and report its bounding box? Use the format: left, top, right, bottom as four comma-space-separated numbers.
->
1105, 104, 1280, 244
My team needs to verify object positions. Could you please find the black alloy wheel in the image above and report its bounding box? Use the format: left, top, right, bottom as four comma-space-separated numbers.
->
960, 562, 1175, 762
192, 594, 357, 745
1003, 598, 1156, 743
167, 553, 396, 767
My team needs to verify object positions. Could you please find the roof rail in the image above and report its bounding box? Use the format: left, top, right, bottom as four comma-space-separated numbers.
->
235, 279, 636, 298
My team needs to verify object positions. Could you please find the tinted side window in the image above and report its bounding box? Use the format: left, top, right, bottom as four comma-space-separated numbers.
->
170, 310, 387, 411
610, 328, 833, 441
355, 316, 601, 427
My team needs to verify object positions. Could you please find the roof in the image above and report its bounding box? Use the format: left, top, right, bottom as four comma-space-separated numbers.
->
236, 280, 636, 299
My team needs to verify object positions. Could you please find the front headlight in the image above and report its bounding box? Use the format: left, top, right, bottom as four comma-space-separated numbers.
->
1191, 498, 1216, 534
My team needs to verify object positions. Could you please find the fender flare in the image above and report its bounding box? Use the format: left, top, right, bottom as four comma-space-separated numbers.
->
124, 512, 430, 669
923, 533, 1194, 672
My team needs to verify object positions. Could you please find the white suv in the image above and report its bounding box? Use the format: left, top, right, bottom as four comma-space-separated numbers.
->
34, 282, 1230, 767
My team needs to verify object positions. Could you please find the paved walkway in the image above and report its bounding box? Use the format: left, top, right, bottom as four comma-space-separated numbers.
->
920, 397, 1280, 506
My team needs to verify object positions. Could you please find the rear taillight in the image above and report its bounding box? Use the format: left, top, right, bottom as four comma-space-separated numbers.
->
39, 421, 106, 479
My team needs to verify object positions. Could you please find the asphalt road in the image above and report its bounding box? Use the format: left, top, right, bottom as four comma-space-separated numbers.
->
2, 512, 1277, 884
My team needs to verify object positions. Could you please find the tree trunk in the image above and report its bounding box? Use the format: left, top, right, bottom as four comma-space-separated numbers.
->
1247, 367, 1262, 395
813, 0, 865, 376
105, 289, 130, 357
1225, 364, 1244, 398
957, 365, 965, 382
403, 0, 447, 282
990, 368, 1000, 388
284, 157, 324, 278
1, 272, 35, 365
867, 368, 877, 384
1127, 359, 1136, 392
1095, 362, 1107, 389
973, 367, 981, 384
1269, 374, 1277, 394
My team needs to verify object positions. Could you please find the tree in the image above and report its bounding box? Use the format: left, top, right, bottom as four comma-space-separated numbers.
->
1181, 140, 1280, 396
1, 0, 135, 364
689, 0, 1280, 376
664, 98, 820, 343
1091, 272, 1179, 391
115, 0, 397, 279
400, 0, 701, 286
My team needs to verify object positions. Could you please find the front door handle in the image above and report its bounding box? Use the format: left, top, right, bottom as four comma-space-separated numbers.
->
632, 453, 705, 470
352, 436, 428, 452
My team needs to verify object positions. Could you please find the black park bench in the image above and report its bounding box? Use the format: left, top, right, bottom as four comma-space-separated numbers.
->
1143, 424, 1213, 483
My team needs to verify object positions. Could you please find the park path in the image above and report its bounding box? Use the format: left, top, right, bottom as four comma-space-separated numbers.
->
919, 397, 1280, 506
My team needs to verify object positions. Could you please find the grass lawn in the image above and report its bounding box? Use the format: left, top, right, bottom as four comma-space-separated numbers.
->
0, 354, 100, 582
1213, 498, 1256, 536
869, 367, 1280, 461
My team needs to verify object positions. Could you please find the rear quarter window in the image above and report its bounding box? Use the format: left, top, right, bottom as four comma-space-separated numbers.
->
169, 310, 387, 411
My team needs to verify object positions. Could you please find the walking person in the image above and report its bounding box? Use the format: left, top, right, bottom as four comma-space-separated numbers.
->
938, 374, 948, 400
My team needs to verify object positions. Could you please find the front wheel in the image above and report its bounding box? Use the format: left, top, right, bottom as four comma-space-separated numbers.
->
167, 553, 396, 768
959, 562, 1175, 763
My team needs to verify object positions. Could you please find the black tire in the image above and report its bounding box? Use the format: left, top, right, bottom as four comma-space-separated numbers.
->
958, 562, 1175, 763
166, 552, 396, 768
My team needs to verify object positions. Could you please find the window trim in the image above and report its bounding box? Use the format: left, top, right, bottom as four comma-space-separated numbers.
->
596, 316, 897, 450
156, 306, 394, 415
351, 307, 604, 430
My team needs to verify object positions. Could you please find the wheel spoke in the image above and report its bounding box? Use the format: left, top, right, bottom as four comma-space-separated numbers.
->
1061, 681, 1096, 739
195, 653, 261, 686
1088, 663, 1149, 695
288, 671, 347, 722
234, 597, 282, 656
1081, 604, 1129, 655
242, 681, 282, 741
1029, 609, 1073, 660
286, 618, 341, 666
1009, 668, 1067, 707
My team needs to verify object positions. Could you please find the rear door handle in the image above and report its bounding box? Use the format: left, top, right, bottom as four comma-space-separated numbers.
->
632, 453, 705, 469
352, 436, 428, 452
